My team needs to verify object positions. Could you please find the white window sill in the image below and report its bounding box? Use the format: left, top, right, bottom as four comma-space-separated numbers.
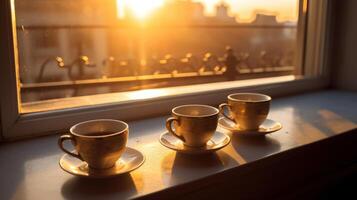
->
6, 75, 329, 140
22, 75, 297, 113
1, 90, 356, 199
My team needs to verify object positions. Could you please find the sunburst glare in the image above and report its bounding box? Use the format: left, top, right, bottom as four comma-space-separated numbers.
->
117, 0, 165, 19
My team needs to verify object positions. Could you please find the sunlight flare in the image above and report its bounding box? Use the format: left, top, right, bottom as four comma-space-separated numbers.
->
127, 89, 167, 100
117, 0, 164, 19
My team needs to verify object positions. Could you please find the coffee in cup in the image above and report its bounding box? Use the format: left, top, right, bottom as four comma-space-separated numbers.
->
219, 93, 271, 130
166, 104, 219, 147
58, 119, 128, 169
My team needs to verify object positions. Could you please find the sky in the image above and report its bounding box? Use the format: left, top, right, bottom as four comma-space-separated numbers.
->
195, 0, 299, 22
117, 0, 299, 22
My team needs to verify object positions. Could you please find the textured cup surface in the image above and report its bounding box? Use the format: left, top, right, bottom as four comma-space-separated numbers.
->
167, 105, 219, 147
59, 119, 128, 169
222, 93, 271, 130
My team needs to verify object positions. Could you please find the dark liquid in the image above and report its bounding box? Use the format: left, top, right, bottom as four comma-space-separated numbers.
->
83, 131, 117, 136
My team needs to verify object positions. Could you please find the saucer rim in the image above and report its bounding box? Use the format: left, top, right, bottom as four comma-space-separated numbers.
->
59, 147, 145, 178
159, 131, 231, 154
218, 117, 282, 135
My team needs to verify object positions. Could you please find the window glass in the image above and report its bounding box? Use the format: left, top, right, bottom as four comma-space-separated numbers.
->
15, 0, 299, 111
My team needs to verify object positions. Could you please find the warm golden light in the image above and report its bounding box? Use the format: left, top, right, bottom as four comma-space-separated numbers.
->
116, 0, 298, 22
117, 0, 164, 19
127, 89, 167, 100
195, 0, 298, 22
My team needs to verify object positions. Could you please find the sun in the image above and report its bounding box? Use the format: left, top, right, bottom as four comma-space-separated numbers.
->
117, 0, 165, 19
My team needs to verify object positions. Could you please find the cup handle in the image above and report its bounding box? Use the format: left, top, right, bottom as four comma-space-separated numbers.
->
58, 134, 83, 161
219, 103, 235, 123
166, 117, 186, 142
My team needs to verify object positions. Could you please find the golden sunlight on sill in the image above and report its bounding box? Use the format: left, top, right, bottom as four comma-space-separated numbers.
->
21, 75, 296, 114
130, 138, 239, 192
127, 89, 168, 100
318, 109, 357, 134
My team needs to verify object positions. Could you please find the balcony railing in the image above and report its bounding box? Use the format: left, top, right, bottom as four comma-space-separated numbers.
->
16, 24, 296, 102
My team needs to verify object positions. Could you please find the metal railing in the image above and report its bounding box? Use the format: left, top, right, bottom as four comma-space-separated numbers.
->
16, 24, 296, 101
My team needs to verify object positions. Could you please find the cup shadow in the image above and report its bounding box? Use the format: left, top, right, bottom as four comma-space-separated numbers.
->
61, 174, 138, 200
161, 151, 238, 185
231, 134, 281, 163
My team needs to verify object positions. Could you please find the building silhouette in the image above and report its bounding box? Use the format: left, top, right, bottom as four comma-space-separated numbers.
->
251, 13, 280, 26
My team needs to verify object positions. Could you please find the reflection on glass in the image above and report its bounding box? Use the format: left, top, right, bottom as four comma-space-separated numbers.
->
15, 0, 298, 108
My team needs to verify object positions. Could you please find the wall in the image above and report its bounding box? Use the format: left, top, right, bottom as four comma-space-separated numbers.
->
0, 105, 2, 141
331, 0, 357, 90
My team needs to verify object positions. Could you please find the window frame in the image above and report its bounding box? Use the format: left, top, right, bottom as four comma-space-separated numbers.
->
0, 0, 332, 140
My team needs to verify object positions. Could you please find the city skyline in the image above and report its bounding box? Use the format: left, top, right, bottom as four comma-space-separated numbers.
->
117, 0, 298, 23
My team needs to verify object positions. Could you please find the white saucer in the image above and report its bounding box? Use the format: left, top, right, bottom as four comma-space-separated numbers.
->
218, 117, 282, 136
59, 147, 145, 178
159, 131, 231, 155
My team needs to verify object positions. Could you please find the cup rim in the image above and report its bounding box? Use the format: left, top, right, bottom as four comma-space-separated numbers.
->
70, 119, 128, 138
172, 104, 219, 118
228, 93, 271, 103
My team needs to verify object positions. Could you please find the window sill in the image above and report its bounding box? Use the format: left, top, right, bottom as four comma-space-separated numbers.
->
22, 74, 296, 114
1, 90, 356, 199
6, 75, 328, 140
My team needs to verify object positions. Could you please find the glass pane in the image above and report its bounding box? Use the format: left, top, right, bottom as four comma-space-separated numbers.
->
15, 0, 299, 112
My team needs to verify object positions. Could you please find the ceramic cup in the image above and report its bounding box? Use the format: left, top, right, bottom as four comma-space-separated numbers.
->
219, 93, 271, 130
58, 119, 128, 169
166, 104, 219, 147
